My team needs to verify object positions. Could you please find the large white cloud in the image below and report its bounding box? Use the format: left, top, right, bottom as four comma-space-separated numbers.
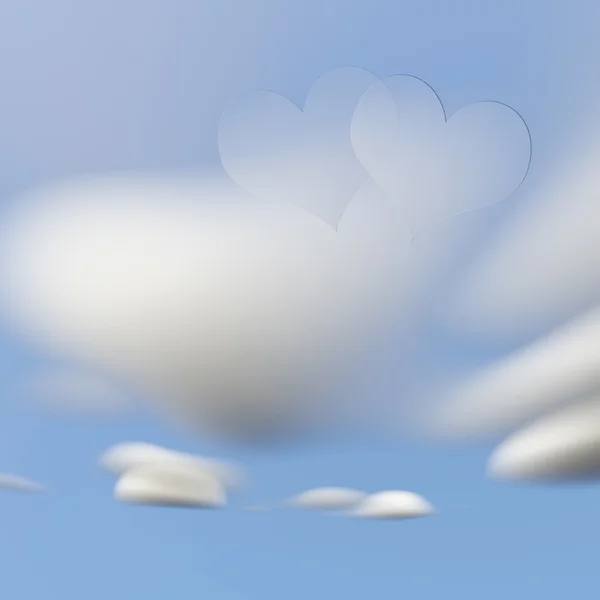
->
427, 307, 600, 439
0, 175, 403, 440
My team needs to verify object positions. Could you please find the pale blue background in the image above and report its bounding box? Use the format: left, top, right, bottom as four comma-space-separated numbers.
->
0, 1, 598, 598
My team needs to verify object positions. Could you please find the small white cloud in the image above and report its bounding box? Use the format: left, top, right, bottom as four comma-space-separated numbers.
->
351, 491, 434, 519
488, 398, 600, 482
0, 474, 44, 493
100, 442, 244, 491
289, 487, 366, 511
114, 458, 226, 508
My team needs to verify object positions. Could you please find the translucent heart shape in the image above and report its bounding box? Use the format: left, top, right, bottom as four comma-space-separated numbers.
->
218, 67, 381, 228
351, 74, 532, 236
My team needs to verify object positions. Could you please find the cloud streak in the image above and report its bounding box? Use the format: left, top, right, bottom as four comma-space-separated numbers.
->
428, 307, 600, 439
0, 474, 44, 493
448, 129, 600, 343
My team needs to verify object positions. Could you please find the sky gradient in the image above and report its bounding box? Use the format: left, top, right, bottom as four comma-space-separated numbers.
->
0, 1, 598, 598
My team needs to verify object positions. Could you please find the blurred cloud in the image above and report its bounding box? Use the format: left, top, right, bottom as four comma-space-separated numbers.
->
20, 368, 131, 416
100, 442, 243, 492
488, 398, 600, 482
289, 487, 366, 511
114, 459, 226, 509
0, 474, 44, 493
351, 490, 434, 519
0, 172, 406, 441
426, 307, 600, 439
2, 173, 404, 435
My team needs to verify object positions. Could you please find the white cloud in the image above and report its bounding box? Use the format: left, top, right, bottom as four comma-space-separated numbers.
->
427, 307, 600, 439
488, 399, 600, 482
0, 474, 44, 493
0, 174, 403, 441
114, 458, 226, 508
351, 490, 434, 519
100, 442, 244, 491
21, 368, 131, 416
288, 487, 366, 511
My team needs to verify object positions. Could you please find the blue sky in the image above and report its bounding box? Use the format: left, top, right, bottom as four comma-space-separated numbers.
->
0, 0, 598, 598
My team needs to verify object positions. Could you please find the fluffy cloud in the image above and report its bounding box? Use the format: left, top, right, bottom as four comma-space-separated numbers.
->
100, 442, 243, 491
0, 175, 402, 440
288, 487, 366, 511
114, 459, 226, 508
351, 490, 434, 519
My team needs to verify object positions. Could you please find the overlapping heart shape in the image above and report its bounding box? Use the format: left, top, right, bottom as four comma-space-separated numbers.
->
219, 68, 532, 236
